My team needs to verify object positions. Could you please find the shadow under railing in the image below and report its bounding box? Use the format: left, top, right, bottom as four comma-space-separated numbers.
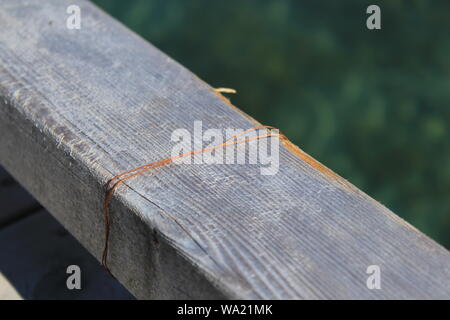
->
0, 166, 134, 300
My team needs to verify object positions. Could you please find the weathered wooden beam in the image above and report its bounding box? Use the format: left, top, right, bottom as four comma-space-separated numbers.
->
0, 0, 448, 299
0, 166, 41, 227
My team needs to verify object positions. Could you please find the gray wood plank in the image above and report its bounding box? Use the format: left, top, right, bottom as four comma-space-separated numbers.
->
0, 209, 134, 299
0, 0, 448, 299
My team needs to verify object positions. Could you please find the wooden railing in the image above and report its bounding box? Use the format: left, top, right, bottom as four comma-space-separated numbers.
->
0, 0, 449, 299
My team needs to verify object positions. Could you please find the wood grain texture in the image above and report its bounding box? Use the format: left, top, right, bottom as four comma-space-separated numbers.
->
0, 0, 448, 299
